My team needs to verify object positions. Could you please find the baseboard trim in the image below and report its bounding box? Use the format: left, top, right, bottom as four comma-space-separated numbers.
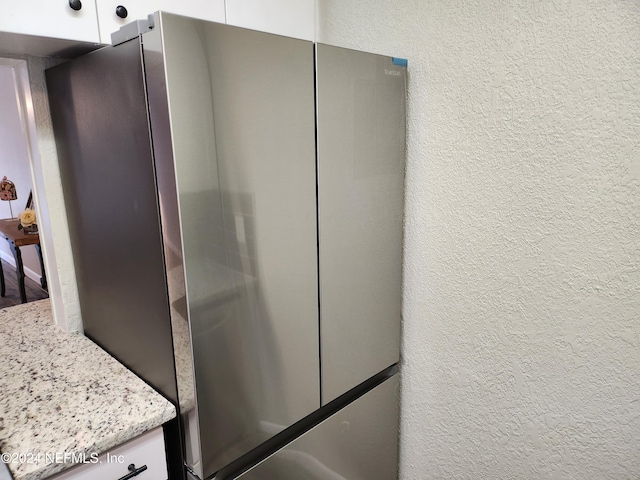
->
0, 250, 42, 285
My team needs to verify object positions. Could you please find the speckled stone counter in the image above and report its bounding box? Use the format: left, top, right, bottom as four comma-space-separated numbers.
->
0, 300, 176, 480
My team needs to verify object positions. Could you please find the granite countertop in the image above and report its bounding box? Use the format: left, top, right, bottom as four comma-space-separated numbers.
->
0, 300, 176, 480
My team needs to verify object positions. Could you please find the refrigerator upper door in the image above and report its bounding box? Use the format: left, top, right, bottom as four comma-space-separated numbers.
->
316, 44, 406, 404
143, 13, 320, 478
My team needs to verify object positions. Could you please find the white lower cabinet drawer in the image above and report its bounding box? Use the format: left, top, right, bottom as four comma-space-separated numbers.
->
48, 427, 167, 480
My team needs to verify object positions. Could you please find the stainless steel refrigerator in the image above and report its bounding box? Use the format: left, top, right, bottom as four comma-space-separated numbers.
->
46, 11, 406, 480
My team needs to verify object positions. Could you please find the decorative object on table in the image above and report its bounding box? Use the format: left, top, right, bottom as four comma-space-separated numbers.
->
0, 176, 17, 218
17, 208, 38, 234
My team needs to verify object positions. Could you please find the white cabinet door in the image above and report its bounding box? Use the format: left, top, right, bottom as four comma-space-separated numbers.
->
48, 427, 167, 480
96, 0, 225, 43
0, 0, 100, 43
225, 0, 315, 40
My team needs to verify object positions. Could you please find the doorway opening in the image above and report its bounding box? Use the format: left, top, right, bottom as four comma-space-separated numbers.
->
0, 57, 68, 326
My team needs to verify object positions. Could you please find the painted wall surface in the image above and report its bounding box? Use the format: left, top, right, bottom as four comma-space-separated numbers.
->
317, 1, 640, 479
0, 54, 82, 332
25, 55, 82, 332
0, 65, 41, 278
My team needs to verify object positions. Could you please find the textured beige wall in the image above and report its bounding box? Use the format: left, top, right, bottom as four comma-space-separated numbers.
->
318, 1, 640, 478
22, 55, 81, 332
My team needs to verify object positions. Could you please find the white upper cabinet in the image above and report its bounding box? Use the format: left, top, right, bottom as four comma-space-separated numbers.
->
0, 0, 315, 46
225, 0, 315, 41
0, 0, 100, 43
96, 0, 225, 43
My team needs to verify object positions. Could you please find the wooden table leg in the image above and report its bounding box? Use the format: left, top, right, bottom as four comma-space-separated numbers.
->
8, 240, 27, 303
35, 244, 47, 290
0, 257, 5, 297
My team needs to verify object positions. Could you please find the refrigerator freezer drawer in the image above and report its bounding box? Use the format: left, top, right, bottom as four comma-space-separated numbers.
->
237, 374, 400, 480
316, 44, 406, 404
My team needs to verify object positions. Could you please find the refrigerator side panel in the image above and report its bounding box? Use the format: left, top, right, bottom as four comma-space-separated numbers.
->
317, 44, 406, 404
153, 13, 320, 478
46, 40, 178, 404
237, 374, 400, 480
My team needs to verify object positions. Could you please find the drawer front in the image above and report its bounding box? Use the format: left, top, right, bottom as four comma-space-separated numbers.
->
48, 427, 167, 480
237, 375, 400, 480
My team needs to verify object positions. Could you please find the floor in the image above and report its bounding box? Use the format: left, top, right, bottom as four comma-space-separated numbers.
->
0, 259, 49, 308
